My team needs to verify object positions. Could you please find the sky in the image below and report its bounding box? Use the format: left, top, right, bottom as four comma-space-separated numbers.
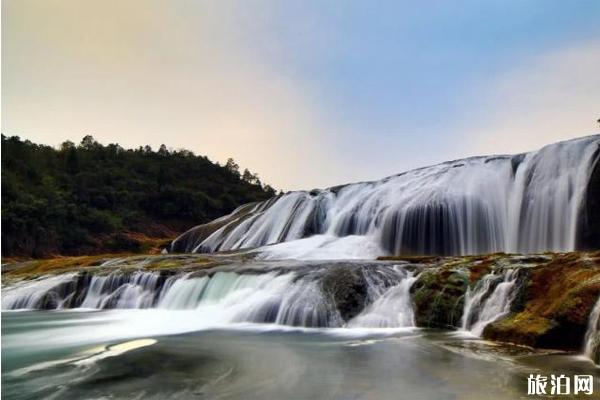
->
2, 0, 600, 191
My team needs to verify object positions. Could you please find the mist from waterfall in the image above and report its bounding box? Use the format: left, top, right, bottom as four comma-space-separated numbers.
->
172, 135, 599, 259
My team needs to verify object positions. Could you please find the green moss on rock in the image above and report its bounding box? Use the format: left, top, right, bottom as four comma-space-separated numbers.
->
411, 267, 469, 328
482, 252, 600, 351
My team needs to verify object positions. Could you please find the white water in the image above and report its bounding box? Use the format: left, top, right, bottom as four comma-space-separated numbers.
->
256, 234, 385, 260
584, 296, 600, 363
1, 267, 417, 330
1, 274, 78, 310
461, 269, 520, 336
172, 135, 599, 258
80, 271, 160, 309
348, 270, 417, 328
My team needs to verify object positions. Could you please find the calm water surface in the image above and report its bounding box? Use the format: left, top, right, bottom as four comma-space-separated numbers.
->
2, 311, 599, 399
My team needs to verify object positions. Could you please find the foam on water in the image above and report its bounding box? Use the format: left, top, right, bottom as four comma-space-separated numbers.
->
256, 234, 385, 260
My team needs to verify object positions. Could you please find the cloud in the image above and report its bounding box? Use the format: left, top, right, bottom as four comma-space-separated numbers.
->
459, 41, 600, 156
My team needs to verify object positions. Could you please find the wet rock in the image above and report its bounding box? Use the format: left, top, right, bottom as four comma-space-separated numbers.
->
411, 267, 469, 328
577, 145, 600, 250
483, 252, 600, 351
321, 266, 369, 322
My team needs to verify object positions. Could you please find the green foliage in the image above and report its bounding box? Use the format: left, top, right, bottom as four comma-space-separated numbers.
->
1, 134, 276, 257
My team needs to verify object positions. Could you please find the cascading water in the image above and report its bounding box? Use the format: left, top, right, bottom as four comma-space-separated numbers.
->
170, 135, 599, 258
1, 273, 78, 310
584, 296, 600, 364
1, 265, 418, 329
461, 269, 520, 336
347, 268, 417, 328
79, 271, 161, 309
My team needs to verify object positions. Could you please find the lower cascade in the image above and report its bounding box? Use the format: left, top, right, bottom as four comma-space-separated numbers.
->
461, 269, 521, 336
1, 265, 419, 329
3, 252, 599, 363
346, 270, 417, 328
0, 262, 525, 336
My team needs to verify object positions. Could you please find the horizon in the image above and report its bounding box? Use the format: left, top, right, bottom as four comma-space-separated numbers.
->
3, 0, 600, 190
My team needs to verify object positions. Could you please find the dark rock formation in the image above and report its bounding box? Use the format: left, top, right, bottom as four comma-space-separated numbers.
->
577, 145, 600, 250
321, 265, 369, 322
411, 267, 468, 328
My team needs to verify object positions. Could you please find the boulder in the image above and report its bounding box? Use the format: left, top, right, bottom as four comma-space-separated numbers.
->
411, 266, 469, 328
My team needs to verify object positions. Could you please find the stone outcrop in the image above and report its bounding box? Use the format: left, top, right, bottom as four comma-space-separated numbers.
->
321, 265, 369, 322
482, 252, 600, 351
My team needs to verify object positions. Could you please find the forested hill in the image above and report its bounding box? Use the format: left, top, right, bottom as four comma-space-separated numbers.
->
1, 134, 277, 258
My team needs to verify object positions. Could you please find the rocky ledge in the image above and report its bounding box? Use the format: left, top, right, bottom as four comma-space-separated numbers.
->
381, 252, 600, 358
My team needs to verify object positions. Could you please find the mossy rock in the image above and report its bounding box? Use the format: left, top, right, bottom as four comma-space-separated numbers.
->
483, 313, 557, 348
411, 268, 469, 328
483, 253, 600, 351
483, 311, 588, 351
555, 283, 600, 326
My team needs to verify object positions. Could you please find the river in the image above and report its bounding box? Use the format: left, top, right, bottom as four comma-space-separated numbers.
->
2, 310, 599, 399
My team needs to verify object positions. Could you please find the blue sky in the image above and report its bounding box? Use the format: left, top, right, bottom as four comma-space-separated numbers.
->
3, 0, 600, 189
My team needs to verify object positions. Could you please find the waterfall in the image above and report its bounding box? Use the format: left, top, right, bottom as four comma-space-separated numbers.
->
347, 268, 417, 328
171, 135, 599, 258
1, 274, 78, 310
1, 266, 418, 329
461, 269, 520, 336
584, 296, 600, 364
79, 271, 161, 309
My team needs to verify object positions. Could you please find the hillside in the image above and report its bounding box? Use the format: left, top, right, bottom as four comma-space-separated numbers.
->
1, 134, 276, 258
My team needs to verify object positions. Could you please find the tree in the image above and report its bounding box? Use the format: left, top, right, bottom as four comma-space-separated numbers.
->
242, 168, 257, 184
225, 158, 240, 176
80, 135, 98, 149
1, 135, 277, 257
66, 148, 79, 175
263, 184, 276, 196
60, 140, 75, 151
